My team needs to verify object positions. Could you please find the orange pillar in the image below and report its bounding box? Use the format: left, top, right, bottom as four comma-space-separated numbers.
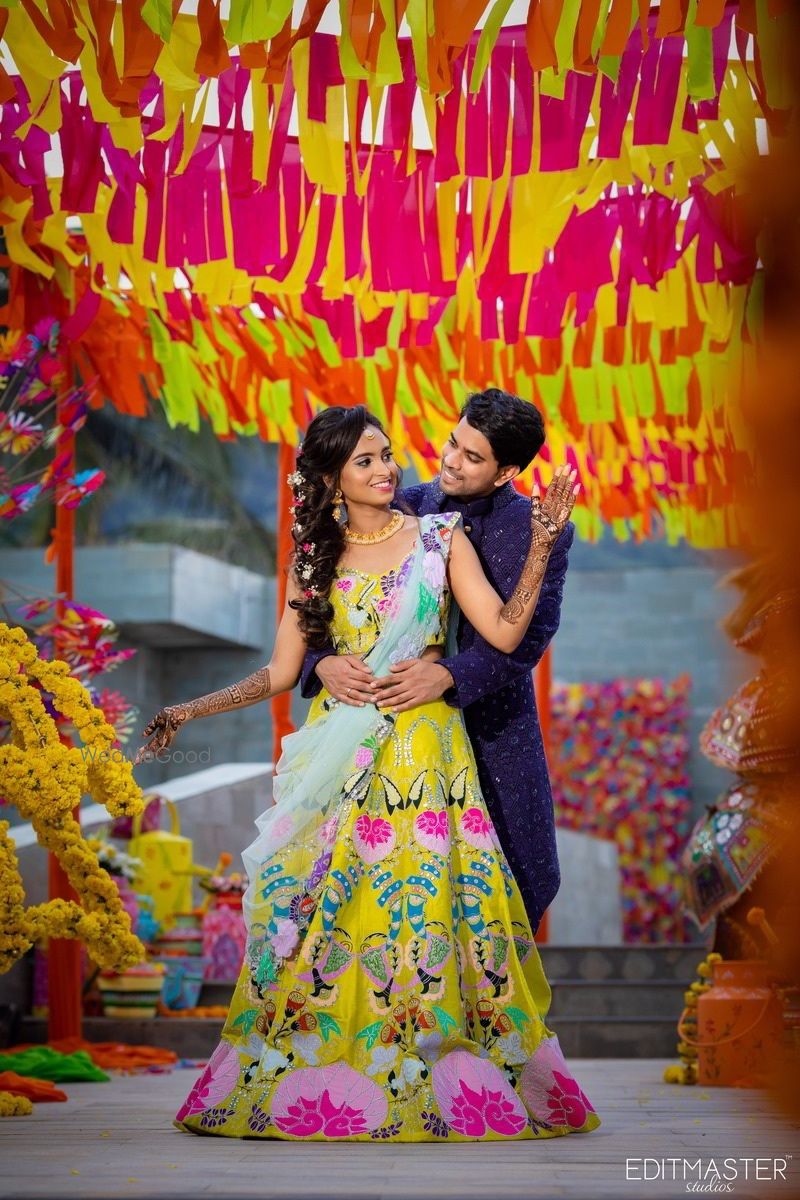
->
47, 385, 82, 1040
271, 442, 297, 767
533, 646, 553, 944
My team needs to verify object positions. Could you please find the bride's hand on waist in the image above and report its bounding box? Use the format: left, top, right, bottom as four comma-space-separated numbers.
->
371, 646, 453, 714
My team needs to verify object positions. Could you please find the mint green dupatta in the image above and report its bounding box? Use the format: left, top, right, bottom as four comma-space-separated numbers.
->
241, 512, 459, 984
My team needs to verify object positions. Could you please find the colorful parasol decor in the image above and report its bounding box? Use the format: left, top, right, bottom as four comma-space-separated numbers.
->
680, 778, 788, 932
681, 587, 797, 947
549, 675, 695, 943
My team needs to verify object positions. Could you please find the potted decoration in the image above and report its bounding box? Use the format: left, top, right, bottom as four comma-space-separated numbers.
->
87, 836, 143, 932
199, 854, 248, 981
97, 961, 166, 1019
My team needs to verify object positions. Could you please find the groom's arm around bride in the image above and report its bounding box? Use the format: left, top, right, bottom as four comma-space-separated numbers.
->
299, 389, 574, 931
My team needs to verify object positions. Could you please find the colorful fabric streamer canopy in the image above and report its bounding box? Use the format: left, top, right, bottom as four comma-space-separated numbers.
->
1, 2, 786, 545
0, 0, 790, 106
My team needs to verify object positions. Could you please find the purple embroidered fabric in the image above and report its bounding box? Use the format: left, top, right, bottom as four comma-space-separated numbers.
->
300, 481, 574, 931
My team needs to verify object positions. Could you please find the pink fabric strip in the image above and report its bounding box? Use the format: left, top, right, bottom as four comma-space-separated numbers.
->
539, 72, 595, 172
510, 39, 533, 176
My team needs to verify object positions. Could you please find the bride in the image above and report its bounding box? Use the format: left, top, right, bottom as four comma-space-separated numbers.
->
135, 405, 599, 1143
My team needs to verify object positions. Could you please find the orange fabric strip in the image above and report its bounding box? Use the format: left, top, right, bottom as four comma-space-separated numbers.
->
0, 1071, 68, 1102
695, 0, 726, 27
527, 0, 561, 71
240, 43, 268, 68
736, 0, 757, 33
655, 0, 688, 37
349, 0, 376, 66
20, 0, 83, 63
118, 1, 164, 111
195, 0, 232, 77
600, 0, 633, 56
0, 11, 15, 105
575, 0, 603, 70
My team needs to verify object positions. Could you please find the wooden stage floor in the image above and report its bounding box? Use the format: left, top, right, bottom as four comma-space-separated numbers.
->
3, 1059, 799, 1200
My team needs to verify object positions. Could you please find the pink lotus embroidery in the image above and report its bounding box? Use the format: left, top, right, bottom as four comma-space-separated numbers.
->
278, 1090, 368, 1137
422, 551, 446, 591
271, 1063, 387, 1137
352, 814, 395, 864
545, 1071, 595, 1128
448, 1082, 528, 1137
460, 806, 496, 851
270, 918, 300, 958
175, 1040, 240, 1120
354, 745, 374, 769
520, 1036, 597, 1129
414, 809, 450, 852
432, 1050, 527, 1139
270, 812, 295, 842
336, 578, 353, 592
318, 817, 338, 847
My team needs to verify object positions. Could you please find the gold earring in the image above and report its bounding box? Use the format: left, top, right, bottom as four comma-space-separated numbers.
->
332, 488, 345, 523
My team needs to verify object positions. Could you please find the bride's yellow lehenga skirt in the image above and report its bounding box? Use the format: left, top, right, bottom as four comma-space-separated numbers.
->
175, 695, 601, 1143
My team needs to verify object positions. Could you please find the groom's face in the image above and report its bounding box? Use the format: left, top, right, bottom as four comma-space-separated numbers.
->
439, 418, 518, 499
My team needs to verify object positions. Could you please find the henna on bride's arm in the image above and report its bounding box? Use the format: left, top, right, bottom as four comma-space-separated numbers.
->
170, 666, 273, 724
499, 549, 552, 625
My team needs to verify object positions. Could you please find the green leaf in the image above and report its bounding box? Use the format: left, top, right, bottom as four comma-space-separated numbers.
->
356, 1020, 383, 1050
432, 1005, 457, 1035
505, 1006, 531, 1033
317, 1012, 342, 1043
232, 1007, 259, 1036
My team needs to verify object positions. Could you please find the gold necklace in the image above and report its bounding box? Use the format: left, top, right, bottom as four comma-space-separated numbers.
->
343, 510, 405, 545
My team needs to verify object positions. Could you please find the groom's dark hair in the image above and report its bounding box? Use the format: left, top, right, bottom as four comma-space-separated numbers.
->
461, 388, 546, 472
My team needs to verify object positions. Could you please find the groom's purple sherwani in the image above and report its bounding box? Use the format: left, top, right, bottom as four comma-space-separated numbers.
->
299, 480, 574, 931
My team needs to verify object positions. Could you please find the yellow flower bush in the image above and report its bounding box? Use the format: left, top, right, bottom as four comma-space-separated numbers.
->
0, 622, 146, 975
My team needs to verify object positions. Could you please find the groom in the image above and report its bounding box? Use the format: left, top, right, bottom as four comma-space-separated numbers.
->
299, 388, 574, 933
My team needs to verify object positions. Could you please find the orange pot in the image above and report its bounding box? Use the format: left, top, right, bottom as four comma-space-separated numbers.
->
692, 960, 784, 1087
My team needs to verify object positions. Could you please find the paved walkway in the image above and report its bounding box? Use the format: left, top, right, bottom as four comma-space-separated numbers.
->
3, 1060, 799, 1200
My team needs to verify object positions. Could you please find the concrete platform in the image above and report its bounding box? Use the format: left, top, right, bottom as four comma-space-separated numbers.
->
2, 1060, 798, 1200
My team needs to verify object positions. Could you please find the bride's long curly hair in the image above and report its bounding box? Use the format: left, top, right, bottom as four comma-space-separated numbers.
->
289, 406, 399, 648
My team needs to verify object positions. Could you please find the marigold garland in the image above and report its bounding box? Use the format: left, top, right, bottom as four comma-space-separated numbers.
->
0, 1092, 33, 1117
663, 952, 722, 1085
0, 622, 146, 979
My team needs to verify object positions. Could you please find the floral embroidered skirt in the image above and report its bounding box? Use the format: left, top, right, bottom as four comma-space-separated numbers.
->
174, 698, 601, 1142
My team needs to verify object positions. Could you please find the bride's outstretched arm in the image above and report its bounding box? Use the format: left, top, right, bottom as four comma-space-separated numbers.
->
446, 466, 579, 655
133, 576, 308, 764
